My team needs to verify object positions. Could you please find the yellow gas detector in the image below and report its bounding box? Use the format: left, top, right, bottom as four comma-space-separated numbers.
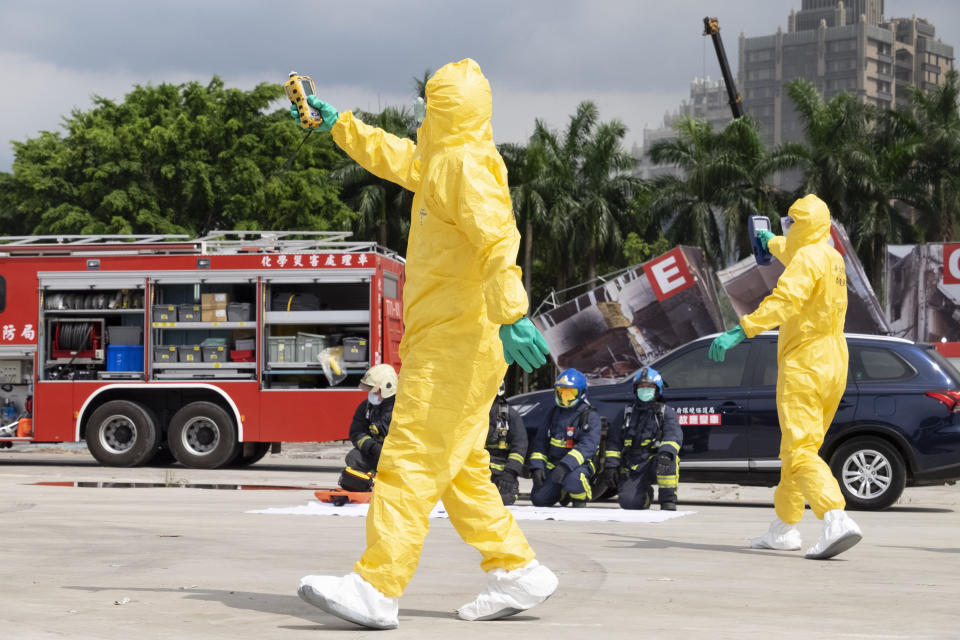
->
285, 71, 325, 130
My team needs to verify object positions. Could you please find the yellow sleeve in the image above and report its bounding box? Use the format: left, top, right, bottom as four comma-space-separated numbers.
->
330, 111, 418, 192
455, 153, 528, 325
740, 247, 819, 338
767, 235, 787, 260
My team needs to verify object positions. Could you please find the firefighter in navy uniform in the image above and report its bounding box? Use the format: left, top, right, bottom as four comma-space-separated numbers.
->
529, 369, 601, 507
602, 367, 682, 510
338, 364, 399, 492
486, 382, 528, 505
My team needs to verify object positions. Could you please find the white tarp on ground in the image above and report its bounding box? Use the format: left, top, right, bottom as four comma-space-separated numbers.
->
248, 501, 695, 523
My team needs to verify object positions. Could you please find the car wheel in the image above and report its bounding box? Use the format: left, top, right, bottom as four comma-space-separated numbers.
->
829, 436, 906, 511
167, 401, 239, 469
231, 442, 271, 467
85, 400, 160, 467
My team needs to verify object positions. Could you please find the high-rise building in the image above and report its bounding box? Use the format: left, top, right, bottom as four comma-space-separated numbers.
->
739, 0, 954, 146
634, 77, 733, 179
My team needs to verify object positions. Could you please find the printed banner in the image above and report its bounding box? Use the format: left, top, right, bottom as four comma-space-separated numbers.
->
532, 246, 725, 381
886, 243, 960, 342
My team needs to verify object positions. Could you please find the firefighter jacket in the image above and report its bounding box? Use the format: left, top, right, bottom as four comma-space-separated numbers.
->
349, 396, 396, 465
529, 401, 601, 473
485, 398, 528, 476
605, 401, 682, 469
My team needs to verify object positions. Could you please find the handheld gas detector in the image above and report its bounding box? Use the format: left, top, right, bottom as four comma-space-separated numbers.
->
285, 72, 325, 130
748, 215, 774, 266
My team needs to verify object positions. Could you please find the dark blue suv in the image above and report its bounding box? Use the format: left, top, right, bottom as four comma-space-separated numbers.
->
511, 332, 960, 510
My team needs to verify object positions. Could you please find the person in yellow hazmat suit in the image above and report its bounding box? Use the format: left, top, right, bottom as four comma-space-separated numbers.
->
293, 59, 557, 630
708, 194, 862, 560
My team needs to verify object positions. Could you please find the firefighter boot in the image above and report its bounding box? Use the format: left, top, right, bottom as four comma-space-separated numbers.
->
659, 487, 677, 511
458, 560, 559, 622
750, 517, 802, 551
298, 572, 398, 630
805, 510, 862, 560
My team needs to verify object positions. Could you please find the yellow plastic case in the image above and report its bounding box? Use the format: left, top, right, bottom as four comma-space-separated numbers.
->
284, 72, 324, 129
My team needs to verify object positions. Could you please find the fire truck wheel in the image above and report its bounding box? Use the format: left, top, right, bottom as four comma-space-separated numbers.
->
167, 401, 239, 469
231, 442, 271, 467
85, 400, 160, 467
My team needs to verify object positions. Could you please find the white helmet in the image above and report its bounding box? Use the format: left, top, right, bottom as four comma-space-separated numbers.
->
360, 364, 398, 398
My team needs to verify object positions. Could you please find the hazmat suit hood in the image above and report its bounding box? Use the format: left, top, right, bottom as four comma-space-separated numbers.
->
769, 194, 832, 266
420, 59, 495, 151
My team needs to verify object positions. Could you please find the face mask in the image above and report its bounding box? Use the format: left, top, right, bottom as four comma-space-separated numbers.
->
368, 391, 382, 406
781, 216, 794, 236
413, 97, 426, 125
636, 387, 656, 402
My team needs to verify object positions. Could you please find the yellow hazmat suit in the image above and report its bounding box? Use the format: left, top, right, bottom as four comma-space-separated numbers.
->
330, 59, 534, 597
739, 194, 847, 524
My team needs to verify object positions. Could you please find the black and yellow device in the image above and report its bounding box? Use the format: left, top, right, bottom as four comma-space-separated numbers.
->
285, 71, 325, 130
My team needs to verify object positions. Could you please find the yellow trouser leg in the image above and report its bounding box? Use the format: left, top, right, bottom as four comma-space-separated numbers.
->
774, 362, 846, 523
442, 426, 534, 573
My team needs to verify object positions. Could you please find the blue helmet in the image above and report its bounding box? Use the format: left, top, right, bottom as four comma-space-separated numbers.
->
554, 368, 587, 408
634, 366, 663, 394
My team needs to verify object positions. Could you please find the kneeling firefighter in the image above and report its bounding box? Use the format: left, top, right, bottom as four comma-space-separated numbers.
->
529, 369, 601, 507
486, 382, 528, 506
338, 364, 398, 492
602, 367, 682, 510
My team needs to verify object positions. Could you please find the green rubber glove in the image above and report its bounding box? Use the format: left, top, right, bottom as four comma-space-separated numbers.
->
306, 95, 338, 132
289, 96, 339, 132
498, 317, 550, 373
708, 325, 746, 362
756, 229, 776, 252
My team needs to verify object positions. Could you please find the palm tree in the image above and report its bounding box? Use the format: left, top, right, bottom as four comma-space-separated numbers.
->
499, 141, 549, 301
782, 78, 876, 226
784, 78, 916, 284
532, 101, 641, 285
644, 115, 801, 269
904, 70, 960, 241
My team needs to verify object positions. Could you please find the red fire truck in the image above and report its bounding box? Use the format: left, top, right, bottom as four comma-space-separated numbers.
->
0, 231, 404, 468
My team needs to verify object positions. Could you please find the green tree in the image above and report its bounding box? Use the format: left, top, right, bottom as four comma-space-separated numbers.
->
6, 77, 352, 236
785, 78, 915, 283
532, 101, 641, 285
499, 140, 549, 301
904, 69, 960, 241
645, 115, 800, 269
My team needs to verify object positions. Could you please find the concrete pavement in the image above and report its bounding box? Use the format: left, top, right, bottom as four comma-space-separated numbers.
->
1, 444, 958, 639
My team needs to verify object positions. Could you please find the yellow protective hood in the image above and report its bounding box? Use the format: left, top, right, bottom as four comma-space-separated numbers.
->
421, 59, 495, 150
769, 194, 832, 266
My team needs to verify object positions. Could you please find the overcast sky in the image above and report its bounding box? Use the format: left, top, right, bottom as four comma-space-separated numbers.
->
1, 1, 956, 172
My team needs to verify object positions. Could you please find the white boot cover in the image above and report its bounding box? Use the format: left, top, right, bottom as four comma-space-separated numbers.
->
298, 572, 399, 630
805, 509, 862, 560
750, 517, 802, 550
457, 560, 559, 621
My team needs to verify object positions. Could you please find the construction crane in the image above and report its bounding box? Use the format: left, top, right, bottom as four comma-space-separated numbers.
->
703, 16, 744, 119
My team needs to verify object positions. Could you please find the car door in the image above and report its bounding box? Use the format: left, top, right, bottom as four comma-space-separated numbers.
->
747, 337, 858, 468
656, 340, 756, 466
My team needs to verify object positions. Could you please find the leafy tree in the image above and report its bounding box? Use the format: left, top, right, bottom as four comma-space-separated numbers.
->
5, 77, 352, 237
785, 78, 915, 283
904, 69, 960, 242
499, 140, 549, 301
645, 115, 800, 269
532, 101, 641, 285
